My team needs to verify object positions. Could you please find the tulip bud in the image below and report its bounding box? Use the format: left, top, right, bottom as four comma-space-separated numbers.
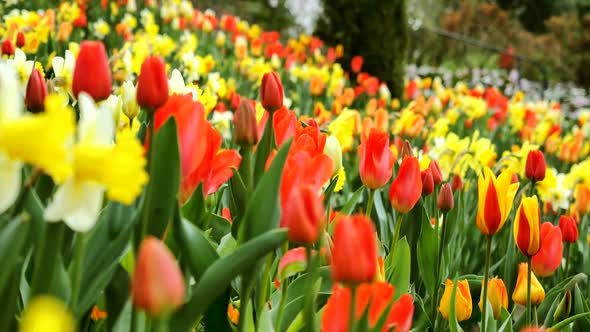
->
280, 184, 324, 245
401, 139, 414, 158
72, 41, 112, 101
136, 55, 169, 110
390, 156, 422, 214
324, 136, 343, 177
429, 160, 443, 185
25, 68, 48, 113
2, 39, 15, 55
234, 99, 258, 146
511, 173, 520, 184
512, 263, 545, 306
16, 31, 26, 48
332, 214, 377, 284
514, 195, 542, 256
260, 71, 283, 113
278, 247, 308, 279
559, 215, 578, 243
525, 150, 546, 182
439, 279, 472, 322
438, 183, 454, 213
553, 289, 571, 323
451, 173, 463, 192
131, 237, 185, 316
478, 278, 508, 320
421, 169, 434, 196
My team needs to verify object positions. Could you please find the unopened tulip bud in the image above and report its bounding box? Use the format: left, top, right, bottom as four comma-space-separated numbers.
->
438, 183, 454, 213
72, 41, 112, 101
260, 71, 283, 113
16, 31, 26, 48
478, 278, 508, 320
234, 99, 258, 146
512, 263, 545, 306
278, 247, 308, 279
451, 173, 463, 192
525, 150, 546, 182
324, 136, 343, 177
421, 169, 434, 196
136, 55, 169, 110
2, 39, 15, 55
559, 215, 578, 243
390, 156, 422, 214
439, 279, 472, 322
25, 68, 48, 113
429, 160, 443, 185
131, 237, 185, 316
553, 289, 571, 323
401, 140, 414, 158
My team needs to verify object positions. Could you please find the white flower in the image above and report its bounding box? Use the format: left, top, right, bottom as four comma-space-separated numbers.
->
7, 49, 34, 90
168, 69, 199, 100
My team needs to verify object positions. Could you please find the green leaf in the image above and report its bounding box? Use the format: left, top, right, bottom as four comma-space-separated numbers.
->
417, 211, 438, 299
448, 275, 464, 332
0, 258, 23, 331
0, 217, 29, 292
208, 212, 231, 243
258, 303, 275, 332
483, 299, 497, 332
105, 265, 130, 331
388, 237, 411, 300
497, 307, 512, 332
170, 229, 288, 331
340, 186, 364, 216
30, 223, 63, 297
238, 140, 292, 242
143, 117, 181, 238
253, 113, 275, 184
572, 285, 590, 330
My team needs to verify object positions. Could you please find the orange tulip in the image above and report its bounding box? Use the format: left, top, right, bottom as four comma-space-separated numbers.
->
280, 183, 325, 244
273, 106, 297, 147
476, 168, 519, 236
389, 156, 422, 213
439, 279, 472, 322
332, 215, 377, 284
131, 237, 185, 316
514, 196, 542, 256
512, 263, 545, 306
321, 282, 414, 332
358, 128, 394, 190
478, 278, 508, 320
532, 222, 562, 277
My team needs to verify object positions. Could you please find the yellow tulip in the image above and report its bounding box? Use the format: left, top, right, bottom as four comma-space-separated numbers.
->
513, 196, 541, 256
512, 263, 545, 306
476, 168, 519, 235
478, 278, 508, 319
439, 279, 472, 322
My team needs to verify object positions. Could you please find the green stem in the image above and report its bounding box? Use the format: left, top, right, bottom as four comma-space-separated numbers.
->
481, 236, 492, 332
366, 188, 375, 218
390, 214, 404, 259
10, 168, 42, 218
275, 278, 290, 331
257, 253, 274, 321
130, 307, 138, 332
70, 232, 86, 310
240, 147, 254, 193
238, 279, 254, 331
564, 242, 571, 279
154, 315, 169, 332
349, 285, 357, 332
527, 256, 532, 327
139, 113, 156, 245
304, 246, 317, 331
432, 212, 449, 324
529, 180, 535, 197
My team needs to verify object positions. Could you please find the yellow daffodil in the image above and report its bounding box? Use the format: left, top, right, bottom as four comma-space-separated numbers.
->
44, 93, 148, 232
19, 296, 75, 332
328, 109, 356, 152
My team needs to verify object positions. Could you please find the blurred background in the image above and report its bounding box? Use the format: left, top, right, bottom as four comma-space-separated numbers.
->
196, 0, 590, 97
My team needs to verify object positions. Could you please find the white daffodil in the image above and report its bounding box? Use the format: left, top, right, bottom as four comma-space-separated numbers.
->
0, 62, 75, 213
211, 111, 234, 141
7, 49, 34, 90
168, 69, 199, 100
52, 50, 76, 96
44, 92, 148, 232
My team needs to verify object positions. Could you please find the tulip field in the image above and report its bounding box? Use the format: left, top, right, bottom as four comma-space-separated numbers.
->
2, 1, 590, 332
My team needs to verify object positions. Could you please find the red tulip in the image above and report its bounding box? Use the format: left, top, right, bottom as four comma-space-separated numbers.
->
72, 41, 112, 101
322, 282, 414, 332
532, 222, 563, 277
260, 71, 283, 113
358, 128, 394, 190
350, 56, 363, 74
273, 106, 296, 147
280, 151, 332, 207
25, 68, 48, 113
438, 183, 454, 213
421, 169, 434, 196
280, 184, 324, 244
2, 39, 15, 55
136, 55, 169, 110
514, 196, 542, 256
16, 31, 25, 48
332, 215, 377, 284
234, 99, 259, 146
131, 237, 185, 316
451, 173, 463, 192
525, 150, 546, 182
389, 156, 422, 214
429, 160, 443, 185
559, 215, 578, 243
